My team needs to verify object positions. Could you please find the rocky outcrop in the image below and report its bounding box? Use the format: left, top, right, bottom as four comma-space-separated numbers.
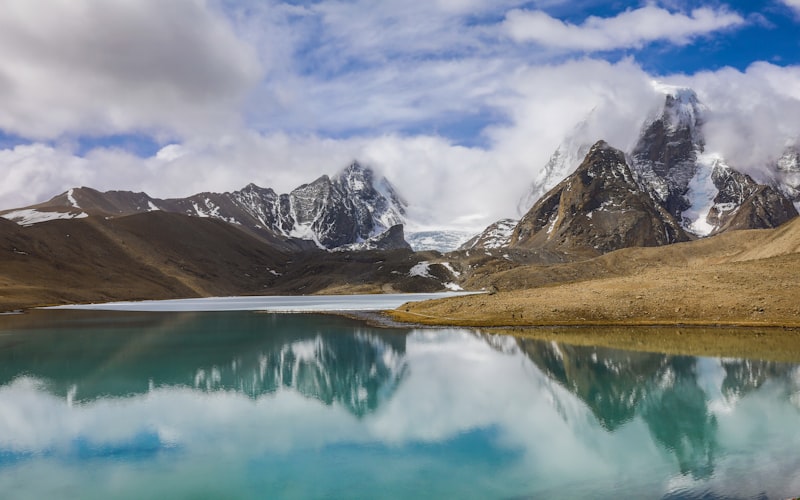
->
460, 218, 518, 250
707, 164, 798, 234
336, 224, 412, 252
509, 141, 688, 258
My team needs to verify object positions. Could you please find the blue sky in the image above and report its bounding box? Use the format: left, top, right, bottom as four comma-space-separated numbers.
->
0, 0, 799, 229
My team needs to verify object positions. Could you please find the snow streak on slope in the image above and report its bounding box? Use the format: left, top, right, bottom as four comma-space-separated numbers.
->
683, 154, 723, 236
1, 209, 88, 226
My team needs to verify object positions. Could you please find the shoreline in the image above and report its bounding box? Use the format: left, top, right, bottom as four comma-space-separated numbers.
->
342, 310, 800, 363
7, 295, 800, 363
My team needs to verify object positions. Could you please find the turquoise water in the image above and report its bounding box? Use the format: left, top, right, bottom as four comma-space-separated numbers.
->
0, 311, 798, 499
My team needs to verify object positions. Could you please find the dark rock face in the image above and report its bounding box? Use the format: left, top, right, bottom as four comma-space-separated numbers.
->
292, 163, 406, 248
2, 162, 408, 250
707, 165, 798, 234
337, 224, 412, 252
510, 141, 688, 257
630, 90, 705, 221
369, 224, 412, 251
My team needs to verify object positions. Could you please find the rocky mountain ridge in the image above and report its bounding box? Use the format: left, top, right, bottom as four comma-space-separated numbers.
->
1, 161, 407, 250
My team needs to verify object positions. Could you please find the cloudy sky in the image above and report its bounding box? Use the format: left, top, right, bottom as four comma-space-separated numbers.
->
1, 0, 799, 230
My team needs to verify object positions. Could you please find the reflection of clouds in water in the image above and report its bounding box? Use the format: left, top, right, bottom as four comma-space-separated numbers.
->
695, 357, 736, 415
0, 329, 799, 498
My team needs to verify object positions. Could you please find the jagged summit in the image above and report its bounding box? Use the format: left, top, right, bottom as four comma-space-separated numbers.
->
629, 86, 706, 218
649, 81, 705, 129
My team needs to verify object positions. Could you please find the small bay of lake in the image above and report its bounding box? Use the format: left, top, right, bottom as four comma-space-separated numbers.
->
0, 308, 798, 499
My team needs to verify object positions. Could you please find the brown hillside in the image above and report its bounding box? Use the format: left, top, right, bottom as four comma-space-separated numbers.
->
0, 212, 291, 310
0, 213, 457, 311
389, 217, 800, 328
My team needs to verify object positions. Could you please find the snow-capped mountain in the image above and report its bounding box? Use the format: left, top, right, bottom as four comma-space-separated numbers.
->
1, 161, 409, 250
629, 85, 795, 236
460, 218, 517, 250
276, 162, 407, 248
514, 83, 798, 243
629, 85, 707, 221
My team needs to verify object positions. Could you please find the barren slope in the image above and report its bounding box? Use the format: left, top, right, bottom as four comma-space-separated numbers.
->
389, 218, 800, 328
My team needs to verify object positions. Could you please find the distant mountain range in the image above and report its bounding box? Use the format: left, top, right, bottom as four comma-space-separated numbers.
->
1, 161, 408, 251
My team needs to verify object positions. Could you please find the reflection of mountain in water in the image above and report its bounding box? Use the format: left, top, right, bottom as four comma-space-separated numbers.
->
0, 311, 409, 417
517, 338, 797, 480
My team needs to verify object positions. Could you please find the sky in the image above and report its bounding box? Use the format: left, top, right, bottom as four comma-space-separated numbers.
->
1, 0, 800, 231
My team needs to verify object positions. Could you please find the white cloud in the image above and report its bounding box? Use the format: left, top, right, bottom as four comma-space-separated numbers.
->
0, 0, 261, 139
671, 62, 800, 180
4, 56, 800, 233
783, 0, 800, 12
504, 6, 745, 51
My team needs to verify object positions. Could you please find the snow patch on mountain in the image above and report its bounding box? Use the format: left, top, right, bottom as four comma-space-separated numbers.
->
408, 261, 433, 279
440, 262, 460, 278
683, 153, 722, 236
2, 209, 88, 226
67, 189, 80, 209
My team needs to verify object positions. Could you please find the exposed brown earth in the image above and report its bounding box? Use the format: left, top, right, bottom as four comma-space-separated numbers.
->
0, 212, 445, 311
0, 212, 288, 310
388, 217, 800, 330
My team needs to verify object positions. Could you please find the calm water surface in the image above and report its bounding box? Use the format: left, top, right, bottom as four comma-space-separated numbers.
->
0, 310, 798, 499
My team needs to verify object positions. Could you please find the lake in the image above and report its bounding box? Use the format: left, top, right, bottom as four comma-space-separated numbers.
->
0, 309, 799, 499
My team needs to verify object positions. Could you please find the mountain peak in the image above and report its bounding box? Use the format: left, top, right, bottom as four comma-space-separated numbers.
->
510, 140, 688, 257
651, 81, 698, 101
334, 160, 375, 193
